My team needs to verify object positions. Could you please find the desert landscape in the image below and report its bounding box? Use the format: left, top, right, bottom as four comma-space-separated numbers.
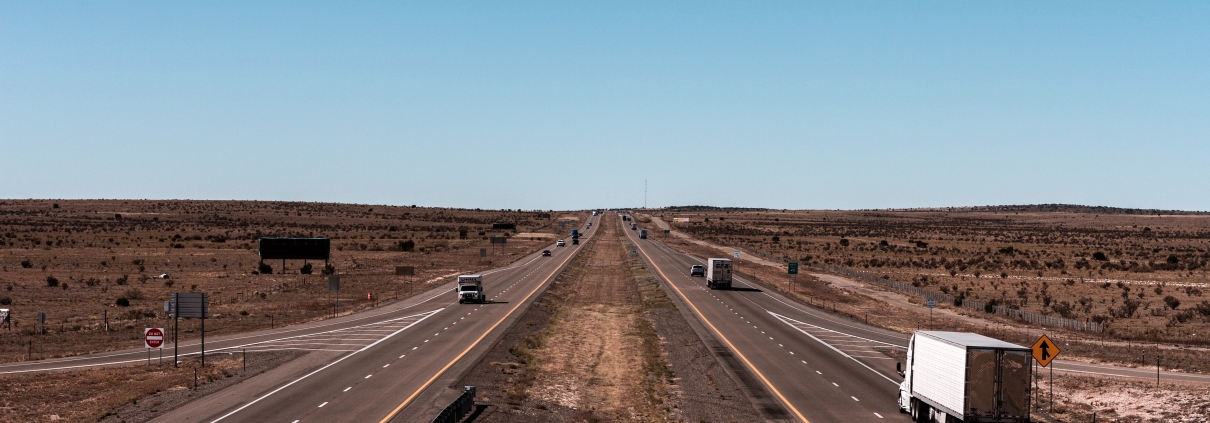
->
0, 199, 580, 361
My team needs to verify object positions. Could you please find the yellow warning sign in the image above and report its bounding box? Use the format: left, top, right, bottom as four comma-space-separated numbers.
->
1032, 334, 1061, 367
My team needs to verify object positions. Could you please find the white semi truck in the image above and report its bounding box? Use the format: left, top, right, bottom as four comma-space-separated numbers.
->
897, 331, 1032, 423
706, 258, 732, 289
456, 275, 486, 304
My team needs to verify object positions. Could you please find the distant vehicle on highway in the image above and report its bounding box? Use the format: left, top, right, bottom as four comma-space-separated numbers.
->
690, 265, 705, 277
557, 240, 565, 247
456, 275, 486, 304
542, 250, 551, 256
639, 229, 647, 239
706, 258, 732, 289
572, 239, 579, 245
897, 331, 1032, 423
630, 222, 637, 230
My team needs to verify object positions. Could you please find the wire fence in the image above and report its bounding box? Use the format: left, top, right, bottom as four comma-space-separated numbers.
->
738, 247, 1104, 333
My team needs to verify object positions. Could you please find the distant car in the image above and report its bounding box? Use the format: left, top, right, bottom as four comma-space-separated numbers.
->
543, 250, 552, 256
557, 240, 566, 247
690, 265, 705, 277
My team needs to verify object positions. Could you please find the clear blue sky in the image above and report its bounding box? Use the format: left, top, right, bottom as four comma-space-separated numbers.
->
3, 2, 1208, 211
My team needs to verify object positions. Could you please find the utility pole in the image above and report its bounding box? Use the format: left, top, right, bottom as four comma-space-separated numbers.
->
644, 179, 647, 209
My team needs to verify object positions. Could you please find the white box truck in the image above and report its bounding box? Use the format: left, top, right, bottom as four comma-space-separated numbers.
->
897, 331, 1032, 423
456, 275, 486, 304
706, 258, 732, 289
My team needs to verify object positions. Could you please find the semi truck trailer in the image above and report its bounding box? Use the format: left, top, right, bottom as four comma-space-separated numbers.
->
456, 275, 486, 304
898, 331, 1031, 423
706, 258, 732, 289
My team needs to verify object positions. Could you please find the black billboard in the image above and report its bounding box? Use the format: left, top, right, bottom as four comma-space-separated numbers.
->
491, 223, 516, 230
259, 238, 331, 260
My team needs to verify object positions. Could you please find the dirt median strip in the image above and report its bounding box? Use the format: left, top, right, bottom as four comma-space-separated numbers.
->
453, 216, 763, 422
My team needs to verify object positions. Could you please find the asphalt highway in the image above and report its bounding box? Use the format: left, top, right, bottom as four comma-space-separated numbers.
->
0, 215, 600, 423
621, 215, 1210, 422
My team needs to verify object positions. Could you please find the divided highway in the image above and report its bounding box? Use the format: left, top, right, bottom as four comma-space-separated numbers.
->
0, 215, 601, 423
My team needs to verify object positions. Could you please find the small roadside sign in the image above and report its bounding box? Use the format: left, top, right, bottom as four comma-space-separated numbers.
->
664, 229, 670, 234
788, 262, 799, 275
145, 327, 165, 349
733, 250, 741, 259
1032, 334, 1061, 367
328, 275, 340, 292
631, 246, 638, 254
480, 248, 487, 258
37, 312, 46, 325
395, 266, 415, 276
926, 299, 936, 308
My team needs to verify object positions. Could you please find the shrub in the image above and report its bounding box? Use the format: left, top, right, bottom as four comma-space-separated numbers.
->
164, 280, 174, 287
115, 274, 129, 285
839, 238, 850, 247
0, 297, 11, 305
399, 240, 415, 252
1195, 301, 1210, 317
124, 288, 144, 300
300, 263, 313, 275
1164, 295, 1181, 310
20, 260, 32, 268
1092, 252, 1108, 261
115, 298, 130, 307
258, 262, 273, 274
322, 263, 336, 275
46, 275, 59, 287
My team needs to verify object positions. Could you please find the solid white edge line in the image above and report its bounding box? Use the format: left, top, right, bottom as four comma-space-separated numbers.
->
770, 311, 899, 386
207, 308, 441, 423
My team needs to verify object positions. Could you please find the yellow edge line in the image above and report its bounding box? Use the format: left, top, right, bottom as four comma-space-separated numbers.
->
632, 228, 811, 423
378, 234, 588, 423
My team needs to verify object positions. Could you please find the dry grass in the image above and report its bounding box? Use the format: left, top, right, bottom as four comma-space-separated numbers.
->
641, 210, 1210, 374
504, 217, 674, 421
0, 200, 577, 362
1034, 374, 1210, 422
0, 356, 247, 422
653, 206, 1210, 346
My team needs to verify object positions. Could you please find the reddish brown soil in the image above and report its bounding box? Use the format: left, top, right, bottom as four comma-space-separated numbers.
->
0, 200, 579, 362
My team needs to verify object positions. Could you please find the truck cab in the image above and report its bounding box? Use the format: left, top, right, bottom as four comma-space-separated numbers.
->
456, 275, 486, 304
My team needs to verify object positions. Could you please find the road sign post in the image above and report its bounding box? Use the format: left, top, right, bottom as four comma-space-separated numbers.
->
37, 312, 46, 360
926, 299, 936, 330
1032, 334, 1061, 411
328, 275, 340, 317
145, 327, 164, 366
172, 293, 209, 367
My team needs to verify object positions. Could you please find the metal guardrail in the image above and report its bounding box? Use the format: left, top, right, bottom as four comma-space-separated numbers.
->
733, 246, 1104, 333
431, 386, 476, 423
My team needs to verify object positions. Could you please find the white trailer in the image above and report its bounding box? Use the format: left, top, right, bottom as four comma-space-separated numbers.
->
898, 331, 1031, 423
705, 258, 732, 289
456, 275, 486, 304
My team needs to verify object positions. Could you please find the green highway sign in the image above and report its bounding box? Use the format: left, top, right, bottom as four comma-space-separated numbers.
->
788, 262, 798, 275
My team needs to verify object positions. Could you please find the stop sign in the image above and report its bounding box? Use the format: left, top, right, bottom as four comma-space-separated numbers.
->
145, 327, 165, 349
